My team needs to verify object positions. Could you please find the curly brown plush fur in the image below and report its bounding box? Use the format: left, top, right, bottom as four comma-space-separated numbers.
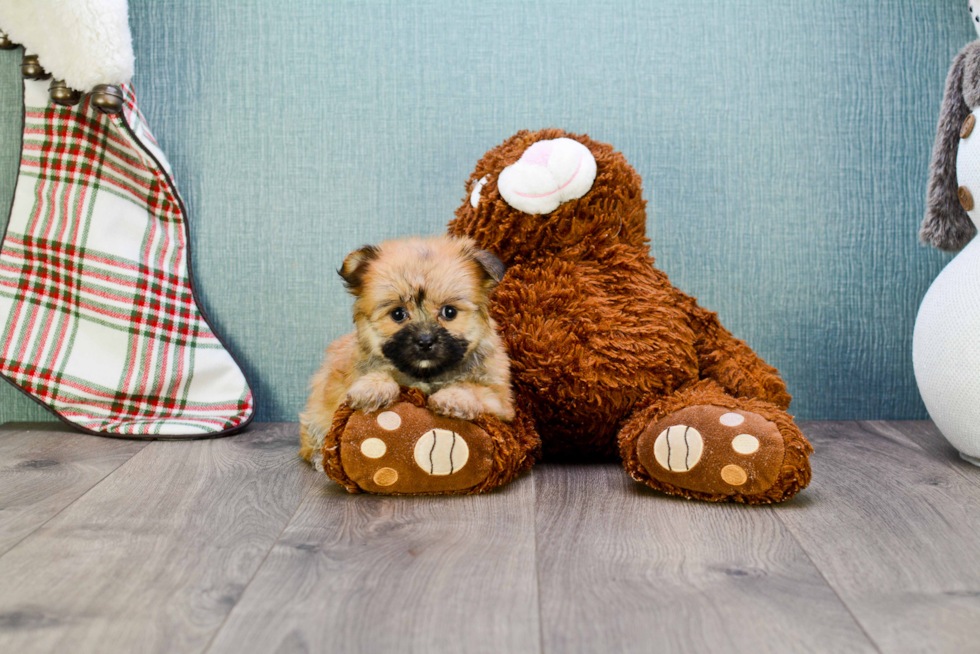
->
448, 128, 812, 502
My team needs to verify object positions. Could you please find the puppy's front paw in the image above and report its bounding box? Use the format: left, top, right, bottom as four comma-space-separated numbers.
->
347, 375, 400, 413
429, 386, 485, 421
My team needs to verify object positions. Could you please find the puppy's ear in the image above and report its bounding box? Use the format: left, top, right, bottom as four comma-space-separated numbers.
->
470, 249, 507, 287
338, 245, 380, 295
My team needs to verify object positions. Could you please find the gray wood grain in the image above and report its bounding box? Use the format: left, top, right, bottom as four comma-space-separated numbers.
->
205, 472, 540, 654
776, 421, 980, 654
882, 420, 980, 485
4, 421, 979, 654
0, 422, 147, 555
533, 463, 877, 654
0, 423, 316, 654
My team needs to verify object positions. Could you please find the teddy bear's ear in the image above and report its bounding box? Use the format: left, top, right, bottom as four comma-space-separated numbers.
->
497, 137, 597, 215
470, 249, 507, 286
922, 46, 978, 251
338, 245, 380, 295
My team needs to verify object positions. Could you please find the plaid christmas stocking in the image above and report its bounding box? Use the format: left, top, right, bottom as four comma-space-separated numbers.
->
0, 73, 254, 436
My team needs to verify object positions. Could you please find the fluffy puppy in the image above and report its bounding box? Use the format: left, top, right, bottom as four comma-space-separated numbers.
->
299, 236, 514, 467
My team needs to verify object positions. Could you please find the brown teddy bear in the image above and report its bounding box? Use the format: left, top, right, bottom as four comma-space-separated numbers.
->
320, 128, 812, 504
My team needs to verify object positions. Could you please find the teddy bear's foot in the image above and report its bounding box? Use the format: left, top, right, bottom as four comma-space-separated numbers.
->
637, 404, 789, 497
322, 388, 540, 495
619, 385, 812, 504
336, 402, 495, 494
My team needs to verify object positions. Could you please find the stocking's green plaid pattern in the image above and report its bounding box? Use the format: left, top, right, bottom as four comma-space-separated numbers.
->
0, 78, 253, 436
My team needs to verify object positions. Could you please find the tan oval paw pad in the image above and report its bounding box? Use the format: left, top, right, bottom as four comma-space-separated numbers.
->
731, 434, 760, 455
360, 438, 387, 458
377, 411, 401, 430
373, 467, 398, 486
719, 412, 745, 427
720, 464, 748, 486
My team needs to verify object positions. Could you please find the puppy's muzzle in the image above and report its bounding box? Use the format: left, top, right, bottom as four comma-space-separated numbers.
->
382, 324, 468, 380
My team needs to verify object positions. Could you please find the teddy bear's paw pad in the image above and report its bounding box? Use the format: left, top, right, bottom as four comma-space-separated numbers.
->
339, 402, 493, 494
636, 405, 785, 496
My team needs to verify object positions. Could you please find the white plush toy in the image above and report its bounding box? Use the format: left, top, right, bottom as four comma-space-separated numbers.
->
915, 2, 980, 465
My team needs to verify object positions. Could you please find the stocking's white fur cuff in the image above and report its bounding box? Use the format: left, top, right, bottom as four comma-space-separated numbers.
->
0, 0, 134, 91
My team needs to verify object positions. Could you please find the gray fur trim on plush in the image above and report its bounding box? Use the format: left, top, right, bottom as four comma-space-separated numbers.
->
922, 42, 980, 252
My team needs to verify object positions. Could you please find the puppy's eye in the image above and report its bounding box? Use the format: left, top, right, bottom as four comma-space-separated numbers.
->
391, 307, 408, 323
440, 305, 457, 321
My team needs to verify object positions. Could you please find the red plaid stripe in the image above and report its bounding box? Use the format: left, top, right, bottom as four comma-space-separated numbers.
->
0, 235, 214, 345
0, 80, 253, 436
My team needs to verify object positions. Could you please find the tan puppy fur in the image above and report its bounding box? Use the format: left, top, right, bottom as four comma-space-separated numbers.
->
299, 236, 514, 467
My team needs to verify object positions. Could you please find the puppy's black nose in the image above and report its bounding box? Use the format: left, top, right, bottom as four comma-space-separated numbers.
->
415, 333, 437, 351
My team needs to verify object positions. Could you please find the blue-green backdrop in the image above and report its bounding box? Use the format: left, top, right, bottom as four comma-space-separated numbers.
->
0, 1, 971, 424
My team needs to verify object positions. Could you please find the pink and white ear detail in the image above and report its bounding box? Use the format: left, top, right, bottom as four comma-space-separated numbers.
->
497, 138, 597, 215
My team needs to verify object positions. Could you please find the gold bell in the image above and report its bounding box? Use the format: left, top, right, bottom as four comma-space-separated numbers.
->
0, 30, 17, 49
49, 79, 82, 107
21, 54, 50, 80
89, 84, 124, 114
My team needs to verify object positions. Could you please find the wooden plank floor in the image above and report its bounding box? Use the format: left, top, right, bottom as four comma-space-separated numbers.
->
0, 421, 978, 653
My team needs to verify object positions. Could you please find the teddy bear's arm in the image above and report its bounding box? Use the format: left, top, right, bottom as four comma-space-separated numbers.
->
922, 44, 979, 251
692, 309, 792, 410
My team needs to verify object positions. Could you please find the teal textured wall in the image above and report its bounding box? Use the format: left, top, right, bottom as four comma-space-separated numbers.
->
0, 1, 972, 424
